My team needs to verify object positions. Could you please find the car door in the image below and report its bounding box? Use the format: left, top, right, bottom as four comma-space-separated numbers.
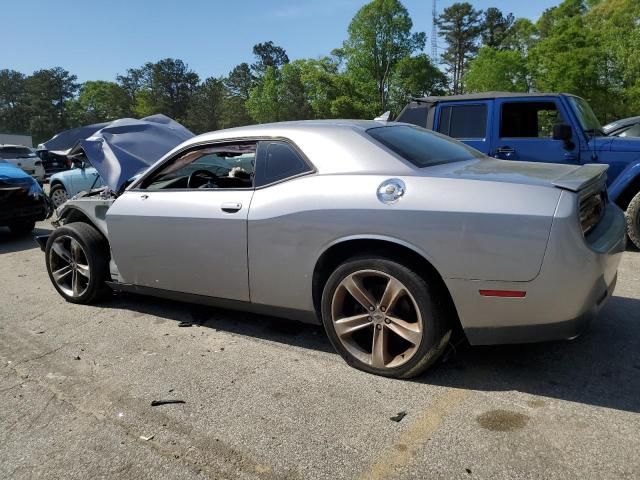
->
433, 101, 492, 154
71, 166, 102, 194
106, 141, 257, 301
491, 97, 580, 164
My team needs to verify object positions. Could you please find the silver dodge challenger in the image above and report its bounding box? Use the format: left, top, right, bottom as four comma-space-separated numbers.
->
38, 120, 626, 378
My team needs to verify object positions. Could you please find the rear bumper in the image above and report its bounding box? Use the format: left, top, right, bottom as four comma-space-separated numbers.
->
447, 197, 626, 346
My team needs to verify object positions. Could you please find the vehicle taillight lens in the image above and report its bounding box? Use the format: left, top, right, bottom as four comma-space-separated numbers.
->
579, 191, 605, 235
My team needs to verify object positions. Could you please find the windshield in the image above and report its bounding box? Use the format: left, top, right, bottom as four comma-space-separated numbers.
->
567, 96, 603, 136
367, 125, 484, 168
0, 147, 36, 159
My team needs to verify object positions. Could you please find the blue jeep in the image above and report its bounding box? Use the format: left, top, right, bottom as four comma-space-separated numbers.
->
397, 92, 640, 248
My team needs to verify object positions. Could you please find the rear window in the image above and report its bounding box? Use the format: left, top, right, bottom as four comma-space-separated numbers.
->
0, 147, 35, 159
367, 125, 484, 168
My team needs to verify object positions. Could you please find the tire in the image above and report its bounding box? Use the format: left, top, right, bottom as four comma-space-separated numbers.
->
49, 184, 69, 208
626, 191, 640, 250
8, 220, 35, 235
321, 255, 451, 378
45, 222, 111, 304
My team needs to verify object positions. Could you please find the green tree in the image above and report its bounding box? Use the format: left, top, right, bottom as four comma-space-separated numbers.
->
185, 77, 226, 133
437, 2, 483, 94
389, 54, 448, 113
225, 63, 254, 99
73, 80, 132, 124
481, 7, 515, 49
25, 67, 79, 143
251, 41, 290, 77
342, 0, 426, 113
529, 0, 610, 119
502, 18, 539, 54
117, 58, 199, 122
246, 67, 281, 123
0, 69, 29, 134
464, 47, 529, 92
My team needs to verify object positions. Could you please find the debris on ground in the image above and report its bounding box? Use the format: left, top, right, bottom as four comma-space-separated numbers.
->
139, 434, 155, 441
151, 399, 186, 407
178, 322, 193, 328
390, 411, 407, 422
74, 355, 81, 360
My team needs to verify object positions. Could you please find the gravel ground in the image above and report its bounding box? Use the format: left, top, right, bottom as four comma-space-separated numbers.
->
1, 221, 639, 480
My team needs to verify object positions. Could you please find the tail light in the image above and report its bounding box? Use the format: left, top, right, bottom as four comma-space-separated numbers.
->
579, 190, 606, 235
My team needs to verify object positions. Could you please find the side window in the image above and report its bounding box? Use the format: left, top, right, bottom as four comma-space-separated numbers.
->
619, 124, 640, 138
142, 143, 256, 190
437, 104, 487, 139
500, 102, 564, 138
256, 141, 310, 187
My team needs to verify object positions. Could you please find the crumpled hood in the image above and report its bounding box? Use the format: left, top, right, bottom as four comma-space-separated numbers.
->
67, 114, 194, 192
38, 122, 110, 155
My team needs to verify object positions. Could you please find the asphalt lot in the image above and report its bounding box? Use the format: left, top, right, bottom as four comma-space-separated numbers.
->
1, 220, 639, 480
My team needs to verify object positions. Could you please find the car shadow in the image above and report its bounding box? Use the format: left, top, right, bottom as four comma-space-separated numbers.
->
422, 294, 640, 414
103, 292, 640, 413
105, 293, 334, 354
0, 226, 52, 254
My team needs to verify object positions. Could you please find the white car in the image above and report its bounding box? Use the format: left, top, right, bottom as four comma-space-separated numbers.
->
0, 145, 46, 183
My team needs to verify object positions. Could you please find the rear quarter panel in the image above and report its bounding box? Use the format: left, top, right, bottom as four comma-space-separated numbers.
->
247, 173, 560, 312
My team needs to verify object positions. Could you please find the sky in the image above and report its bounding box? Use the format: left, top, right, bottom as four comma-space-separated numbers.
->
3, 0, 559, 82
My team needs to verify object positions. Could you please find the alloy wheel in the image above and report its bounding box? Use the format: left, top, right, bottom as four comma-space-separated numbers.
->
50, 188, 69, 207
49, 235, 91, 298
331, 269, 423, 369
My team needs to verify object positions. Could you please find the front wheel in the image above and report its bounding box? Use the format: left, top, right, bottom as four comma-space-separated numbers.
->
626, 191, 640, 250
321, 256, 451, 378
45, 222, 110, 304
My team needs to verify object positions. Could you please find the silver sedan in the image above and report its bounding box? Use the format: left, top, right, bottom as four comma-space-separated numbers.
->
39, 120, 626, 378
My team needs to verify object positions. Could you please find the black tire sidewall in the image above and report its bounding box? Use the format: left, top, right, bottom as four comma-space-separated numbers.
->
321, 256, 448, 378
45, 222, 109, 304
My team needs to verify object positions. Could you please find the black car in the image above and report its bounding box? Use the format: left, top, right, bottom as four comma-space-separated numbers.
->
0, 160, 49, 234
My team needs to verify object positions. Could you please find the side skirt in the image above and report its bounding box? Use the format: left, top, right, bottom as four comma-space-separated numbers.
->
105, 282, 321, 325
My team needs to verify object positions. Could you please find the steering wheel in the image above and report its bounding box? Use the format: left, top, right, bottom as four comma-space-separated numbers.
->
187, 169, 218, 189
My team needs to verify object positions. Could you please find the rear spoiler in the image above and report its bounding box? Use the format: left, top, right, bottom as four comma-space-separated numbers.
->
552, 164, 608, 192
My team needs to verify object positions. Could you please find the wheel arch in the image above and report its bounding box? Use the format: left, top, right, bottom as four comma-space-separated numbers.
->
311, 236, 461, 334
58, 205, 109, 243
613, 171, 640, 211
49, 178, 67, 190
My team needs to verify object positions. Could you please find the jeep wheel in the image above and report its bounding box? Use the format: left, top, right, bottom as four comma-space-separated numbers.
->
625, 190, 640, 250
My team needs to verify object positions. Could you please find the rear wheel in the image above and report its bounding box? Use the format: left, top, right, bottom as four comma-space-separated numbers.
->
626, 191, 640, 250
8, 220, 35, 235
49, 184, 69, 208
321, 256, 451, 378
45, 222, 110, 304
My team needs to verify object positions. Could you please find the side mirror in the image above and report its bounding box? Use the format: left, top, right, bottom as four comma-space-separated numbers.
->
553, 123, 573, 141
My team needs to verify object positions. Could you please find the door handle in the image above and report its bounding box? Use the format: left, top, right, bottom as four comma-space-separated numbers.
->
496, 146, 515, 154
221, 202, 242, 213
140, 194, 149, 200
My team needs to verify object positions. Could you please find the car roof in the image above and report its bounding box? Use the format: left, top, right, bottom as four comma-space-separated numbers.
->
410, 91, 574, 105
162, 120, 418, 176
0, 144, 32, 149
603, 116, 640, 134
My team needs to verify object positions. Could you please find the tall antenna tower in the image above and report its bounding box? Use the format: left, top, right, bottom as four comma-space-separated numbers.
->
431, 0, 438, 60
